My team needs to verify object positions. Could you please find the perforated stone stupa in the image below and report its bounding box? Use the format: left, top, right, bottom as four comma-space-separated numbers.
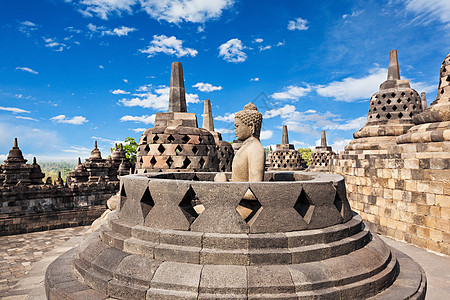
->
202, 99, 234, 172
268, 125, 307, 170
135, 62, 219, 173
348, 50, 423, 151
309, 130, 335, 172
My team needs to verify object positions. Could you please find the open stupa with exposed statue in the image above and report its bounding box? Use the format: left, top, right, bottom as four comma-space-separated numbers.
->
46, 88, 426, 299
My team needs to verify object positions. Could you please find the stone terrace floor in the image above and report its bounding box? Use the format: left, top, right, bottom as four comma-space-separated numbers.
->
0, 226, 448, 300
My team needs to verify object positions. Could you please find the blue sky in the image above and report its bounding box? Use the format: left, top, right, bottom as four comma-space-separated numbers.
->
1, 0, 449, 162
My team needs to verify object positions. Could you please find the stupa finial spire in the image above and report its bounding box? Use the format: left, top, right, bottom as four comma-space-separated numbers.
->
387, 50, 400, 80
321, 130, 328, 147
14, 137, 18, 148
202, 99, 214, 132
169, 62, 187, 113
282, 125, 289, 145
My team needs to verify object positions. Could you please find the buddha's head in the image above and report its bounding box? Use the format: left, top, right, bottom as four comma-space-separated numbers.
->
234, 102, 263, 141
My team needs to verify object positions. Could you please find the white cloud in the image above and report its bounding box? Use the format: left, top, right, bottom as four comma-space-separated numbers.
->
139, 0, 235, 23
263, 105, 297, 119
65, 26, 82, 34
16, 67, 38, 75
271, 85, 311, 100
292, 140, 308, 149
253, 38, 263, 43
260, 130, 273, 140
99, 65, 104, 69
77, 0, 136, 20
62, 145, 91, 154
410, 81, 436, 94
103, 26, 137, 36
119, 85, 199, 110
215, 112, 235, 122
42, 36, 68, 52
330, 138, 352, 152
315, 67, 387, 102
215, 128, 234, 134
259, 45, 271, 51
140, 35, 198, 57
0, 106, 30, 114
276, 41, 285, 47
218, 38, 247, 63
342, 10, 363, 19
18, 20, 39, 35
250, 77, 259, 82
130, 128, 147, 133
287, 17, 309, 30
192, 82, 223, 92
324, 116, 367, 131
405, 0, 450, 29
120, 114, 155, 124
111, 89, 130, 95
15, 116, 38, 121
50, 115, 88, 125
123, 79, 129, 83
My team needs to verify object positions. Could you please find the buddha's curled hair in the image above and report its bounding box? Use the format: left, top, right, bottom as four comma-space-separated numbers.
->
235, 102, 263, 139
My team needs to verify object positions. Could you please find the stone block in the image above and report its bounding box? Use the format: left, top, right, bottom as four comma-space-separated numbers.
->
247, 265, 296, 296
200, 248, 250, 265
287, 261, 333, 292
123, 237, 157, 258
108, 279, 149, 300
198, 265, 247, 295
114, 254, 161, 286
154, 244, 200, 264
91, 247, 129, 277
150, 262, 202, 293
306, 205, 343, 229
159, 230, 203, 247
202, 232, 249, 250
131, 225, 161, 243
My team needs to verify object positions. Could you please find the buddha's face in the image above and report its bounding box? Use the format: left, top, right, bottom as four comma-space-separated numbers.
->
235, 118, 252, 141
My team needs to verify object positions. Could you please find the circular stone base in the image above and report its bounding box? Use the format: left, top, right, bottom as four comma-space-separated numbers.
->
45, 235, 426, 300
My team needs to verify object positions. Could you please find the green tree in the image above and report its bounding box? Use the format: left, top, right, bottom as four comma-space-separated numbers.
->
298, 148, 313, 166
110, 137, 139, 162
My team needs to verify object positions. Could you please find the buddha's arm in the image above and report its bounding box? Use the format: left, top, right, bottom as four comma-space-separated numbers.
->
248, 146, 265, 181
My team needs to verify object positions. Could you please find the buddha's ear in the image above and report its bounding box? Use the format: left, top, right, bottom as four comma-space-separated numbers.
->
251, 124, 256, 136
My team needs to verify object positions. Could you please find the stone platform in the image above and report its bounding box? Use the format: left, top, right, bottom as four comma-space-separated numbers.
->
45, 172, 427, 299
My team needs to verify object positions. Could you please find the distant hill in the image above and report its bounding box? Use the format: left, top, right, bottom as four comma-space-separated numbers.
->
40, 161, 77, 183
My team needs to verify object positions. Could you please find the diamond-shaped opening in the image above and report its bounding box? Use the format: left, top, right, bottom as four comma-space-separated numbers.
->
294, 189, 314, 224
382, 94, 386, 98
140, 188, 154, 219
381, 106, 386, 111
175, 145, 183, 155
397, 98, 402, 103
139, 157, 144, 164
447, 75, 450, 82
167, 134, 175, 143
198, 136, 203, 143
386, 99, 391, 104
120, 184, 127, 209
401, 92, 406, 96
192, 145, 198, 154
373, 107, 377, 112
182, 135, 190, 143
333, 192, 343, 216
442, 88, 445, 94
179, 187, 198, 224
377, 100, 382, 105
386, 113, 392, 119
398, 112, 404, 118
407, 97, 411, 102
403, 105, 408, 110
391, 92, 396, 97
199, 157, 205, 168
158, 144, 165, 154
150, 156, 157, 166
409, 112, 413, 117
392, 105, 397, 111
182, 157, 191, 169
144, 144, 150, 152
192, 174, 200, 181
236, 188, 262, 225
221, 165, 226, 172
412, 105, 416, 109
166, 157, 173, 168
153, 134, 159, 143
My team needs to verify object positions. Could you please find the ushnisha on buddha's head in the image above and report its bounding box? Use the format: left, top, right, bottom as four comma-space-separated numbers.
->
234, 102, 263, 141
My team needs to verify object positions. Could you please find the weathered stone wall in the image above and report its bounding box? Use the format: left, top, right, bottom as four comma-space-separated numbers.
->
0, 182, 118, 235
332, 143, 450, 255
